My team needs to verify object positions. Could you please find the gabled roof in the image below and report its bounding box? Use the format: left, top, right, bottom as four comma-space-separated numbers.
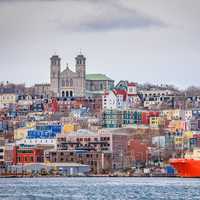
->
115, 81, 137, 89
113, 89, 127, 101
86, 74, 113, 81
113, 89, 127, 96
61, 67, 77, 77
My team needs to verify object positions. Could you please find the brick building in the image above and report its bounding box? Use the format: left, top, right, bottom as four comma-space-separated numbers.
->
44, 130, 130, 173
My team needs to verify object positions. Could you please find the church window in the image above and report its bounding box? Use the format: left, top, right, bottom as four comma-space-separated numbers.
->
66, 80, 69, 87
70, 91, 73, 97
62, 80, 65, 87
70, 79, 73, 86
66, 91, 69, 97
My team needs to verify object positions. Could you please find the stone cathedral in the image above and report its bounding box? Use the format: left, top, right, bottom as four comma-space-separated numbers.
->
50, 53, 86, 97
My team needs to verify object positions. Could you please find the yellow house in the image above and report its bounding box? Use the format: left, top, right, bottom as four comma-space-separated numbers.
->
168, 120, 186, 132
149, 117, 161, 128
0, 93, 17, 107
63, 124, 79, 134
161, 109, 182, 120
14, 128, 28, 140
183, 131, 193, 139
173, 131, 193, 147
174, 136, 183, 145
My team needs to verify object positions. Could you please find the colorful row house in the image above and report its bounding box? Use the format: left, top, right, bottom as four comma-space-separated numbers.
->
102, 109, 123, 128
103, 109, 161, 128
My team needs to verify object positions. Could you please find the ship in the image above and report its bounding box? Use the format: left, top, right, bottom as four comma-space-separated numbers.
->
170, 148, 200, 177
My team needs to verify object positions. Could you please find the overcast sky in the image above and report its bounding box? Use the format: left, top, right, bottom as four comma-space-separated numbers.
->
0, 0, 200, 89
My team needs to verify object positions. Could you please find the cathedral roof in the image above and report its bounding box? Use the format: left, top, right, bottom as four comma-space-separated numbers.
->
61, 66, 77, 77
86, 74, 113, 81
75, 54, 86, 59
50, 55, 60, 60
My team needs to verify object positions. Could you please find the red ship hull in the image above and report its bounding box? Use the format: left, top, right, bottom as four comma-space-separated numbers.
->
170, 158, 200, 177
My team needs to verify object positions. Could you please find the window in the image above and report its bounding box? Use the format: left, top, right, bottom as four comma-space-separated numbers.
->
62, 80, 65, 87
100, 83, 103, 90
62, 91, 65, 97
70, 79, 73, 86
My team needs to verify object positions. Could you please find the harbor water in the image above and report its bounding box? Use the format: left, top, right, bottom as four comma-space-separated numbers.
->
0, 177, 200, 200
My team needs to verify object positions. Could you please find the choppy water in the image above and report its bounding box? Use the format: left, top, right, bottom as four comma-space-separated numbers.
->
0, 177, 200, 200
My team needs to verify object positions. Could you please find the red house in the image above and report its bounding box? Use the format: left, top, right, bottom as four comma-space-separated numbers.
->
141, 111, 160, 125
13, 145, 44, 164
51, 98, 59, 113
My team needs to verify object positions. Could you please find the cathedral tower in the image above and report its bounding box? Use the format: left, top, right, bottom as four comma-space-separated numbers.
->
50, 55, 61, 97
75, 53, 86, 97
75, 53, 86, 78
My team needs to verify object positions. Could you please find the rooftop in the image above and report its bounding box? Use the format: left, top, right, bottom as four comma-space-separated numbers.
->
86, 74, 113, 81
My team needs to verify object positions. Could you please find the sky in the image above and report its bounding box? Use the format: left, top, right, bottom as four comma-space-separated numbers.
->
0, 0, 200, 89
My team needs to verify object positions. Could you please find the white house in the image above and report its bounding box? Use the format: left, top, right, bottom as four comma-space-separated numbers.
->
102, 90, 117, 110
102, 82, 140, 110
